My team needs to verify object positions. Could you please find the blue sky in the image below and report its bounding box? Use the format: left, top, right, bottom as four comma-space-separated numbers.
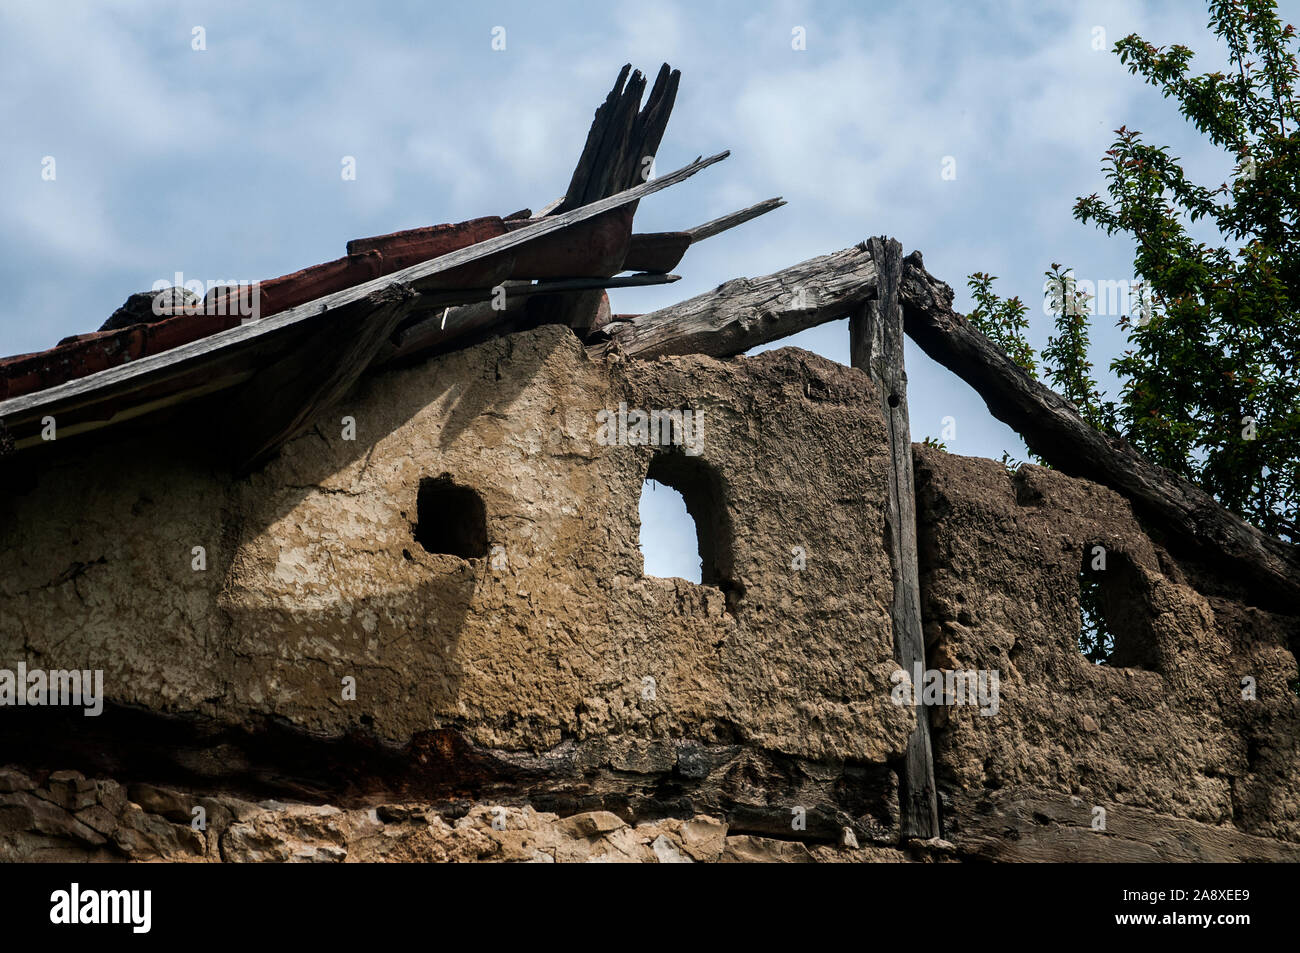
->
2, 0, 1291, 579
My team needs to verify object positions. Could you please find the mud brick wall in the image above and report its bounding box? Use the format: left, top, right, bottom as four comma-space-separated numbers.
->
914, 446, 1300, 857
0, 326, 910, 852
1, 324, 1296, 861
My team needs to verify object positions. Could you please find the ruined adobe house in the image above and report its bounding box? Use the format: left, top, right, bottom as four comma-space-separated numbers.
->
1, 66, 1297, 863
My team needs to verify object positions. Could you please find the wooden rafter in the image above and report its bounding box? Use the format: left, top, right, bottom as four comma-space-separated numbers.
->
897, 254, 1300, 606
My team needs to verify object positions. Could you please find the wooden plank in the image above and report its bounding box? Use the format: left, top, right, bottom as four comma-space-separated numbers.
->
0, 151, 728, 430
7, 372, 257, 451
685, 197, 786, 243
853, 236, 939, 841
950, 789, 1300, 862
592, 243, 879, 359
378, 273, 681, 365
897, 252, 1300, 605
623, 232, 692, 274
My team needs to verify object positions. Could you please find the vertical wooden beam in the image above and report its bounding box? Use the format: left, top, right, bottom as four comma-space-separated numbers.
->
851, 236, 940, 840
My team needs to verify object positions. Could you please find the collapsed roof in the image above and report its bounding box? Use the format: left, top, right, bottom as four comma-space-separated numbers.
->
0, 64, 780, 469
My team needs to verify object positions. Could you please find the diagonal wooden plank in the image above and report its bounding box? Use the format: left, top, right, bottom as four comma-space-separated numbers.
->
898, 252, 1300, 606
685, 197, 786, 243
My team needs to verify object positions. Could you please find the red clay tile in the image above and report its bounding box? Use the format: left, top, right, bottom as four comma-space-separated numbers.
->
346, 217, 506, 272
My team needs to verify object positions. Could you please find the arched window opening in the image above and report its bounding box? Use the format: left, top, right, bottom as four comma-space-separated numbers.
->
639, 479, 700, 582
639, 453, 743, 608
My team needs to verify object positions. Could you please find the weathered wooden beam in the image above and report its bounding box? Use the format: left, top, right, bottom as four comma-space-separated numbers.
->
623, 198, 787, 273
686, 197, 787, 243
897, 253, 1300, 605
852, 237, 940, 842
592, 243, 880, 359
0, 151, 728, 436
950, 789, 1300, 862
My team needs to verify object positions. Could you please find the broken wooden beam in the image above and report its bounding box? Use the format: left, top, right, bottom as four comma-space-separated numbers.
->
624, 197, 787, 273
557, 63, 680, 214
591, 242, 879, 359
897, 252, 1300, 605
544, 64, 682, 334
686, 197, 787, 243
851, 237, 940, 841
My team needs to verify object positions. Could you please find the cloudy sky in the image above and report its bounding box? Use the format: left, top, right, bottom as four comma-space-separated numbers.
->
1, 0, 1290, 578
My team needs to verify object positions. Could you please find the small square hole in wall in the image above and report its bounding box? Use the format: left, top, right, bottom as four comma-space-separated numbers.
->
414, 475, 488, 559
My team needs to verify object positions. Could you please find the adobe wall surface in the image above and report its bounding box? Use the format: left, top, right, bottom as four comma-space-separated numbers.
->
1, 324, 1296, 861
913, 447, 1300, 859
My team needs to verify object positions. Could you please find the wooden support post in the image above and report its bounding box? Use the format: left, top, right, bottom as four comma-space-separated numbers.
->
851, 236, 940, 841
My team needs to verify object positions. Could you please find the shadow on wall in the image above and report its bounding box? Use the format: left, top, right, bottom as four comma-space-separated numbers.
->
222, 541, 482, 725
237, 472, 501, 721
195, 334, 574, 726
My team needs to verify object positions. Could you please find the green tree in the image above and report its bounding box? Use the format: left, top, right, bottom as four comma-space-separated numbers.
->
972, 0, 1299, 542
967, 272, 1036, 376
